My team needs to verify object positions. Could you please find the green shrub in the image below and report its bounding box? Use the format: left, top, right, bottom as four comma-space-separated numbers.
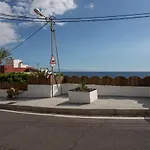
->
0, 72, 28, 83
55, 72, 64, 77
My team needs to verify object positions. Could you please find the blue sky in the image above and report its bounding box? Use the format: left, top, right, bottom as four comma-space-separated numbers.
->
1, 0, 150, 71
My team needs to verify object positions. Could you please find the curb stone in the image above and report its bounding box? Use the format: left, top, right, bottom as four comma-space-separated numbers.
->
0, 104, 150, 117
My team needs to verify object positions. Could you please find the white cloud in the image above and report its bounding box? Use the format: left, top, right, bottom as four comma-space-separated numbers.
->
10, 0, 77, 27
85, 3, 95, 9
18, 22, 36, 28
17, 2, 29, 7
55, 22, 66, 26
0, 22, 19, 46
0, 1, 12, 14
0, 2, 19, 46
30, 0, 77, 16
0, 0, 77, 45
12, 6, 27, 15
10, 0, 77, 17
3, 0, 77, 16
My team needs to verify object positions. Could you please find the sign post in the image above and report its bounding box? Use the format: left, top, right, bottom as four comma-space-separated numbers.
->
50, 55, 56, 97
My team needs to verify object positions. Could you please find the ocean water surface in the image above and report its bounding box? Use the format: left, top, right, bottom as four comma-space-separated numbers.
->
63, 72, 150, 78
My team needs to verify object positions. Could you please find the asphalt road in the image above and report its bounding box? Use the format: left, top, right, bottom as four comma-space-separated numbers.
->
0, 111, 150, 150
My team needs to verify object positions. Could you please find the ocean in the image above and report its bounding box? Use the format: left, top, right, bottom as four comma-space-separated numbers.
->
63, 72, 150, 78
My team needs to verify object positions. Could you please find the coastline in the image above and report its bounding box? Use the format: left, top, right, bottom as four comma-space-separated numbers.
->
62, 71, 150, 78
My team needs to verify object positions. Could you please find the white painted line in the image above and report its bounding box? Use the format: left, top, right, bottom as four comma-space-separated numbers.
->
0, 109, 150, 120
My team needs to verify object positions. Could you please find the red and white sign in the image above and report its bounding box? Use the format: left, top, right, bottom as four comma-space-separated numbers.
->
50, 55, 56, 66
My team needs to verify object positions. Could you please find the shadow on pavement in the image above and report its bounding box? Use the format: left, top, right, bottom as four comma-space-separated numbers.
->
57, 101, 87, 107
144, 117, 150, 122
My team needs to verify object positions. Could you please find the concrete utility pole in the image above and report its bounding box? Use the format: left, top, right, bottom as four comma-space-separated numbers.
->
37, 63, 39, 70
34, 8, 61, 97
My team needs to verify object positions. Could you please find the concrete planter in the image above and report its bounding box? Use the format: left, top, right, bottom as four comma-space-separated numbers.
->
69, 89, 98, 104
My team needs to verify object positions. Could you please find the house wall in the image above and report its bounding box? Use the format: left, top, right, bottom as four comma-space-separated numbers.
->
13, 59, 22, 68
0, 66, 36, 73
5, 58, 13, 66
4, 66, 27, 73
2, 58, 33, 73
0, 66, 4, 73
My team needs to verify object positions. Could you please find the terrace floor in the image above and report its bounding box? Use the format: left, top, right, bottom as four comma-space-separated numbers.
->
0, 95, 150, 110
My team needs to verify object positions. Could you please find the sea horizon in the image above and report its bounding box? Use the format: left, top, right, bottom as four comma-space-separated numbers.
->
62, 71, 150, 78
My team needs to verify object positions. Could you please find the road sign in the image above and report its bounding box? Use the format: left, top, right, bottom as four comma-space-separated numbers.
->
50, 55, 56, 66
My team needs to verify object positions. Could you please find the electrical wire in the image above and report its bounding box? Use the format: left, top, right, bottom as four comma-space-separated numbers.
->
56, 15, 150, 23
56, 12, 150, 20
1, 14, 150, 23
10, 22, 48, 52
1, 12, 150, 21
53, 30, 60, 74
2, 12, 150, 53
0, 13, 45, 20
0, 16, 46, 22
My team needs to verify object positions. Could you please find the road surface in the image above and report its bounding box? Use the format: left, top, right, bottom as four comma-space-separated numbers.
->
0, 111, 150, 150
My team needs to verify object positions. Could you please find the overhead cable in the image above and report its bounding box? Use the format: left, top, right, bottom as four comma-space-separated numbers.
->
10, 22, 48, 52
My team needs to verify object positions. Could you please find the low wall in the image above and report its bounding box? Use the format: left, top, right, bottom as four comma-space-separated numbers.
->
97, 86, 149, 97
64, 84, 150, 98
0, 84, 150, 98
0, 90, 7, 97
20, 85, 51, 98
0, 84, 64, 98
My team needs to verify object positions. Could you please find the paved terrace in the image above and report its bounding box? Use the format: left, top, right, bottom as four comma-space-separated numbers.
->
0, 95, 150, 109
0, 96, 150, 116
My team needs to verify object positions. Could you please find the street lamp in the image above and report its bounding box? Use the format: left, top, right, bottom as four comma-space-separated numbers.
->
34, 8, 56, 97
34, 8, 45, 17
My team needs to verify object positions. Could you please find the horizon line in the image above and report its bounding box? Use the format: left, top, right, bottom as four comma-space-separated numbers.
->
59, 70, 150, 72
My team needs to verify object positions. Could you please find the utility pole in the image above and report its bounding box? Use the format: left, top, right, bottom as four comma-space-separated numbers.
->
50, 19, 54, 97
34, 8, 62, 97
37, 63, 39, 70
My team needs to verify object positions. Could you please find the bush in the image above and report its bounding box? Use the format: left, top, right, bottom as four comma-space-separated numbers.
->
55, 72, 64, 77
0, 72, 28, 83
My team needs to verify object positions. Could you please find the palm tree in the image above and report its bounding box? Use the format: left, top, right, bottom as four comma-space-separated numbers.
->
0, 47, 11, 65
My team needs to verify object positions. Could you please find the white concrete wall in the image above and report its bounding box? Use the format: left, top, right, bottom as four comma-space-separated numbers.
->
21, 64, 28, 68
0, 90, 7, 97
13, 59, 22, 68
5, 58, 28, 68
13, 59, 28, 68
97, 86, 149, 97
53, 84, 63, 97
0, 84, 64, 98
0, 84, 150, 98
69, 90, 98, 104
20, 84, 64, 98
63, 84, 79, 93
65, 84, 150, 98
20, 85, 51, 98
62, 84, 68, 94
